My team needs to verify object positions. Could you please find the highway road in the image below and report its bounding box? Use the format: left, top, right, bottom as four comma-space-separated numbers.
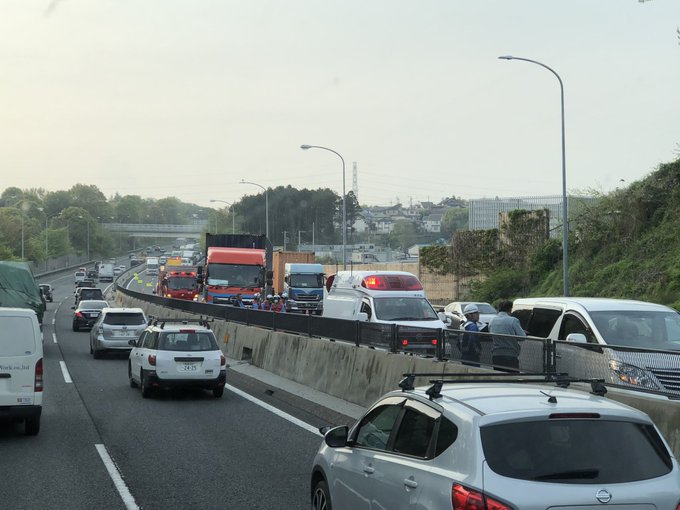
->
1, 261, 356, 510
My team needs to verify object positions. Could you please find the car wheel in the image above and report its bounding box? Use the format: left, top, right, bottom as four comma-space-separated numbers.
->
128, 363, 138, 388
89, 342, 93, 354
212, 387, 224, 398
25, 416, 40, 436
141, 370, 152, 398
312, 479, 332, 510
72, 323, 79, 332
93, 348, 101, 360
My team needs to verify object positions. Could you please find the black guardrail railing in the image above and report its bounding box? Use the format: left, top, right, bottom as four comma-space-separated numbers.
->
116, 284, 680, 399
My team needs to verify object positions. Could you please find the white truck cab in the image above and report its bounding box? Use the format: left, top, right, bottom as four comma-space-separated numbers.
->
323, 271, 447, 329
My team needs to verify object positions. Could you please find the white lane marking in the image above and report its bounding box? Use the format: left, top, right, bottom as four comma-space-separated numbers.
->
52, 318, 56, 326
59, 361, 73, 383
52, 333, 57, 344
95, 444, 140, 510
225, 383, 322, 437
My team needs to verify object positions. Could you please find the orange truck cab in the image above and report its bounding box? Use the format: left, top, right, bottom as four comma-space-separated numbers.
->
198, 234, 273, 306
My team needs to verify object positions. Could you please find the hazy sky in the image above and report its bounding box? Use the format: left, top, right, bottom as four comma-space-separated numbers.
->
1, 1, 679, 209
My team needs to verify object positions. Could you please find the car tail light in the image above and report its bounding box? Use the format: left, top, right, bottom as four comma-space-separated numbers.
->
401, 339, 409, 346
431, 339, 438, 345
148, 354, 156, 366
452, 484, 511, 510
220, 355, 226, 366
179, 329, 195, 333
35, 358, 43, 392
75, 312, 83, 318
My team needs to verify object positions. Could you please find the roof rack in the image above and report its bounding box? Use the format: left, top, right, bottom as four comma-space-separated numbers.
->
399, 372, 607, 400
147, 316, 213, 329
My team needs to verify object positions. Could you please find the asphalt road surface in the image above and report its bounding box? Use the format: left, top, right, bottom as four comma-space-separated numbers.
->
1, 262, 355, 510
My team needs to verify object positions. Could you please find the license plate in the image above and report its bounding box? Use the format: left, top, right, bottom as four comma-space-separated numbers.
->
178, 363, 198, 372
117, 330, 135, 337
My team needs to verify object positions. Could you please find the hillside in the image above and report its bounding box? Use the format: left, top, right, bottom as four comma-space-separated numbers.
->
520, 156, 680, 308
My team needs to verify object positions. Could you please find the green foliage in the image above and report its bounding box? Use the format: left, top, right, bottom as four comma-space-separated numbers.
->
440, 207, 468, 239
469, 269, 529, 304
420, 245, 453, 274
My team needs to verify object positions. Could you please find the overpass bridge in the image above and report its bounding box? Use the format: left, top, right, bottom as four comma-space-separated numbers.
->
102, 222, 208, 238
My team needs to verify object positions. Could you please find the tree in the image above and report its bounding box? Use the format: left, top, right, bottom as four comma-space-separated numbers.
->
440, 208, 469, 239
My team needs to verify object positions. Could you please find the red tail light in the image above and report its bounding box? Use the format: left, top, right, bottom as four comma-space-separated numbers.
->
148, 354, 157, 366
35, 358, 43, 392
402, 339, 409, 346
75, 312, 83, 318
452, 484, 511, 510
220, 355, 226, 366
431, 339, 438, 345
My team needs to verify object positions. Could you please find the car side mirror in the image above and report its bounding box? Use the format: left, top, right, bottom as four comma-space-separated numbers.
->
357, 312, 368, 322
128, 339, 137, 347
323, 425, 349, 448
438, 312, 449, 324
566, 333, 587, 344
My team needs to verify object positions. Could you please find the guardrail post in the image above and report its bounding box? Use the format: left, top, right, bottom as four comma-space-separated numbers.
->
390, 323, 397, 353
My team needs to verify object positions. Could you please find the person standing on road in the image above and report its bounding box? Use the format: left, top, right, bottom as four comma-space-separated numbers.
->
489, 300, 525, 372
263, 294, 273, 311
251, 295, 264, 310
460, 304, 482, 367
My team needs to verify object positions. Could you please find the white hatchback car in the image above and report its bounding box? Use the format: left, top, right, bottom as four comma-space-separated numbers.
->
311, 373, 680, 510
127, 318, 227, 398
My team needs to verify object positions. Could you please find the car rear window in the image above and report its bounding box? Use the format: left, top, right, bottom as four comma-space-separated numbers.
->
79, 301, 109, 310
104, 313, 146, 326
158, 332, 218, 351
0, 316, 37, 356
481, 419, 672, 484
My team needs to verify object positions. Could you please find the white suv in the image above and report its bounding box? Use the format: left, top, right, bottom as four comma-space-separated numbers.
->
127, 318, 227, 398
311, 373, 680, 510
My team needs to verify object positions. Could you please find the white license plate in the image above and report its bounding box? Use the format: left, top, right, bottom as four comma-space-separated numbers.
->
116, 330, 135, 337
178, 363, 198, 372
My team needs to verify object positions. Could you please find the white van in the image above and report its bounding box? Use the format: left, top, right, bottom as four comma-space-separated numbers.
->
146, 257, 160, 276
0, 308, 43, 435
513, 297, 680, 397
324, 271, 448, 354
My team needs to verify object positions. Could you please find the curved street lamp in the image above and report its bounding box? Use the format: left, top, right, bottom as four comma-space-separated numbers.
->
300, 144, 346, 269
498, 55, 569, 296
209, 199, 236, 234
240, 180, 269, 239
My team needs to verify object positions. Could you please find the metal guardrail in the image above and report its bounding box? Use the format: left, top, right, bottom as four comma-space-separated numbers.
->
102, 223, 207, 233
116, 284, 680, 399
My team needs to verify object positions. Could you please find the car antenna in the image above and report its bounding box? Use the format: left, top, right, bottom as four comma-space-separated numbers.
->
540, 390, 557, 404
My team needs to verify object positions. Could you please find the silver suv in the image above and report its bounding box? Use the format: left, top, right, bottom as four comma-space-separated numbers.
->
311, 373, 680, 510
89, 307, 147, 359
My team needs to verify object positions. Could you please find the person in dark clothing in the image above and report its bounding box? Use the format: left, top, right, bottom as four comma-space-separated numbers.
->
460, 304, 482, 367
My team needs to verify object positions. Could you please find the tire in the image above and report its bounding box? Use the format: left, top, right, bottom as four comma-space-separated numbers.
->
212, 387, 224, 398
25, 416, 40, 436
141, 370, 152, 398
72, 323, 79, 332
312, 479, 332, 510
93, 348, 101, 360
89, 343, 93, 354
129, 363, 138, 388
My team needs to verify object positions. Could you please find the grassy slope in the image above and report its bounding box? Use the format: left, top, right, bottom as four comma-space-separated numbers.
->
531, 156, 680, 308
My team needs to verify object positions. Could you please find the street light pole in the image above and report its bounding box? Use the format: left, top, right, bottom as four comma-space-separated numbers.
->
240, 181, 269, 239
209, 199, 236, 234
300, 144, 346, 269
498, 55, 569, 296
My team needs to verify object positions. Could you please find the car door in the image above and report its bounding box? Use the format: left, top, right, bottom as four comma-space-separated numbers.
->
130, 331, 149, 380
331, 397, 405, 510
369, 399, 439, 510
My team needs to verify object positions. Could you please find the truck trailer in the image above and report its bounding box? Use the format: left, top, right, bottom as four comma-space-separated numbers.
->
271, 251, 316, 295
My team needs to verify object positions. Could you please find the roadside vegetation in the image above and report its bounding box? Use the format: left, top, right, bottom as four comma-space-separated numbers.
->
462, 155, 680, 309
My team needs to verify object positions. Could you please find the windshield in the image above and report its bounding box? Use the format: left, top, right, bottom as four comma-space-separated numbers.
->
590, 310, 680, 350
167, 277, 198, 291
79, 300, 109, 310
207, 263, 263, 288
289, 273, 323, 288
373, 297, 439, 321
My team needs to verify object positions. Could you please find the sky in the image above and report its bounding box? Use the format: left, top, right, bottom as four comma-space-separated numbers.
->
1, 0, 679, 209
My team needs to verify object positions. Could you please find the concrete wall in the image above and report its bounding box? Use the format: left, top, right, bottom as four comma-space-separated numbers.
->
114, 290, 680, 458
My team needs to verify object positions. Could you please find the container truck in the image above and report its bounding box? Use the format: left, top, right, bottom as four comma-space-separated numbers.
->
198, 234, 273, 306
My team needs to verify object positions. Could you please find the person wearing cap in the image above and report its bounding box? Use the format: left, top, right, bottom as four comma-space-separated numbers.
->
271, 294, 284, 313
263, 294, 273, 311
460, 304, 482, 367
280, 292, 289, 313
251, 294, 264, 310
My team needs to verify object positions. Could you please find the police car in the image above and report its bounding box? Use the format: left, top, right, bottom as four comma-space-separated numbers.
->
127, 318, 227, 398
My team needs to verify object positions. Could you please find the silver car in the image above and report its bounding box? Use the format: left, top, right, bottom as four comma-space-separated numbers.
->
311, 375, 680, 510
89, 307, 147, 359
